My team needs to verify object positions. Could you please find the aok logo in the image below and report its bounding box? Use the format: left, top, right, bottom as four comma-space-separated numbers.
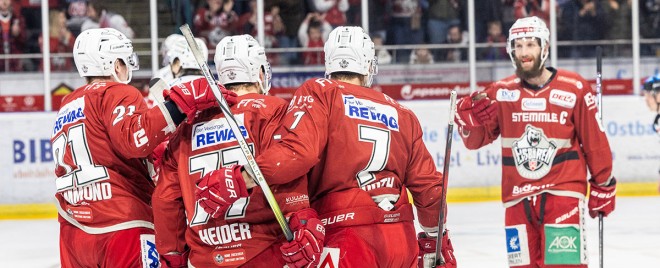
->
548, 236, 577, 252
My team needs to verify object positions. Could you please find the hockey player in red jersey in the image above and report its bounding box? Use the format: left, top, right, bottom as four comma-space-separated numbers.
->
51, 28, 236, 268
194, 26, 456, 268
152, 34, 322, 268
454, 16, 616, 268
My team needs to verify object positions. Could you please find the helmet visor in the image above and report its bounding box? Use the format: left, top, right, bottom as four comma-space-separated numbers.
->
127, 52, 140, 71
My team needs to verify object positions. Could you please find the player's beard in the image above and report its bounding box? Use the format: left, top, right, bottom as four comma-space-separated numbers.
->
514, 53, 544, 81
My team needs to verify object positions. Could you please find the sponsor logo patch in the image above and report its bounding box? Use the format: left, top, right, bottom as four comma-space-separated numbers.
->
212, 248, 247, 266
139, 234, 159, 268
549, 90, 576, 108
53, 97, 86, 136
343, 95, 399, 131
521, 98, 546, 111
496, 89, 521, 102
319, 247, 340, 268
191, 114, 249, 150
505, 224, 530, 266
544, 224, 583, 265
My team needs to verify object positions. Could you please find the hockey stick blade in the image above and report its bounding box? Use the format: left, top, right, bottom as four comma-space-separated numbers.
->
434, 90, 458, 266
179, 24, 294, 241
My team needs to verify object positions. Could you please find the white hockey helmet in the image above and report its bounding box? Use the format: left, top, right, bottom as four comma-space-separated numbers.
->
160, 34, 183, 66
73, 28, 139, 84
324, 26, 377, 87
506, 16, 550, 69
214, 34, 272, 94
167, 36, 208, 71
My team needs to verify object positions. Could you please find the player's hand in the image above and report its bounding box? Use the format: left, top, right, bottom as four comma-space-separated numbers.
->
160, 250, 189, 268
417, 231, 456, 268
280, 208, 325, 268
195, 165, 249, 218
588, 177, 616, 218
165, 78, 238, 123
454, 92, 498, 130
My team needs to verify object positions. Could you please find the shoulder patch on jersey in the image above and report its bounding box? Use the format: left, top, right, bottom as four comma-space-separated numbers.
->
53, 96, 86, 136
521, 98, 546, 111
343, 95, 399, 131
496, 89, 521, 102
191, 114, 248, 150
549, 90, 576, 108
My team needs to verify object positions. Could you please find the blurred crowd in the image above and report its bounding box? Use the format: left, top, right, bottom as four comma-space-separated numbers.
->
1, 0, 660, 72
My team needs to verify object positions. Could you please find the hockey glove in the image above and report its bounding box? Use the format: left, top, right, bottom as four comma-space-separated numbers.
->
195, 165, 249, 218
417, 231, 456, 268
454, 92, 498, 131
160, 250, 189, 268
150, 140, 168, 178
165, 78, 238, 123
588, 177, 617, 218
280, 208, 326, 268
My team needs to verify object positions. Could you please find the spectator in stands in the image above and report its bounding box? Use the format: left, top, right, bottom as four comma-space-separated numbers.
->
236, 0, 285, 49
81, 0, 135, 39
308, 0, 349, 27
0, 0, 25, 72
66, 0, 88, 36
388, 0, 423, 63
39, 9, 75, 71
427, 0, 461, 45
271, 0, 305, 65
640, 0, 660, 55
193, 0, 238, 47
373, 33, 392, 65
602, 0, 632, 57
559, 0, 606, 58
474, 0, 502, 42
298, 12, 331, 65
441, 24, 468, 62
169, 0, 194, 34
480, 20, 508, 60
513, 0, 550, 25
410, 46, 435, 64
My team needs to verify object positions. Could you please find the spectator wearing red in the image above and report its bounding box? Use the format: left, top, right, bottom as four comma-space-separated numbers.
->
298, 12, 331, 65
193, 0, 238, 47
40, 9, 75, 71
0, 0, 25, 72
513, 0, 551, 25
309, 0, 349, 27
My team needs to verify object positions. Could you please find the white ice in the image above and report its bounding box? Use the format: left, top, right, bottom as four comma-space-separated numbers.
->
1, 196, 658, 267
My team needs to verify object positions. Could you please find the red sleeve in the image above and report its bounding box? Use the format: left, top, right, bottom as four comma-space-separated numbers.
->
152, 133, 188, 255
256, 98, 288, 151
404, 115, 444, 232
573, 77, 614, 186
257, 79, 331, 184
101, 84, 171, 159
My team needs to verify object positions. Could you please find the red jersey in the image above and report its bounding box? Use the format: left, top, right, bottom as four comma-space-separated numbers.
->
459, 68, 613, 206
153, 94, 310, 267
258, 78, 444, 233
51, 82, 174, 233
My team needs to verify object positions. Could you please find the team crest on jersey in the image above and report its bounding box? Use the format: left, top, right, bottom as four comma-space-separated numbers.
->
343, 95, 399, 131
192, 114, 248, 150
53, 96, 86, 136
496, 89, 520, 102
512, 125, 557, 180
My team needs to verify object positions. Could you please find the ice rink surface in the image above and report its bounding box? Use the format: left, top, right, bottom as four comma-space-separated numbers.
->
2, 196, 658, 268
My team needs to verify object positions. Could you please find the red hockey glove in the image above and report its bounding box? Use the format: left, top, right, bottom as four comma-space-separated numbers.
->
165, 78, 238, 123
160, 250, 189, 268
280, 208, 326, 268
151, 141, 168, 175
417, 231, 456, 268
588, 178, 616, 218
195, 165, 249, 218
454, 92, 498, 130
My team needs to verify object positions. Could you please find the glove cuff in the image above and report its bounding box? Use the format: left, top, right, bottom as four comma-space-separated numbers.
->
287, 208, 320, 231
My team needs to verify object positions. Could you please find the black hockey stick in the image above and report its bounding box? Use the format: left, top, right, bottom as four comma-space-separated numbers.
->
596, 46, 604, 268
179, 24, 294, 241
434, 90, 458, 267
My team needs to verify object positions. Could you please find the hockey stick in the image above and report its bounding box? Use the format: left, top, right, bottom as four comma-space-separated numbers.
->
179, 24, 294, 241
595, 46, 604, 268
434, 90, 458, 267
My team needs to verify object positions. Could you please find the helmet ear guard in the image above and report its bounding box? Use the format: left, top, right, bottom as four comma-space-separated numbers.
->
324, 26, 377, 87
73, 28, 139, 84
506, 16, 550, 69
214, 35, 271, 94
